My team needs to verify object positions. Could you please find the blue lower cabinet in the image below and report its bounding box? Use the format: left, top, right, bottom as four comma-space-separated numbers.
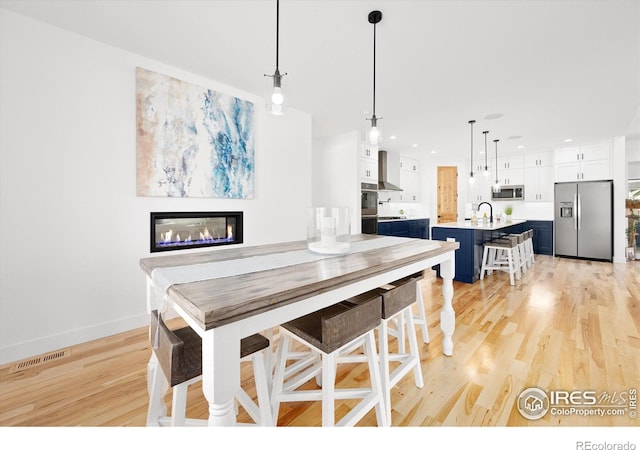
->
524, 221, 553, 255
431, 228, 474, 283
378, 219, 429, 239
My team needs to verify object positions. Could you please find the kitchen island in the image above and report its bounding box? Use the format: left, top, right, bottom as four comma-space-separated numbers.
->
431, 219, 527, 283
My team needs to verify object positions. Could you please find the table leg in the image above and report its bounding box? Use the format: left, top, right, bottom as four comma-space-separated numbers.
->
202, 328, 241, 426
439, 254, 456, 356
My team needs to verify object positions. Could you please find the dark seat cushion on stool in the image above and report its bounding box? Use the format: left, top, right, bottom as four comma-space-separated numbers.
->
343, 276, 418, 319
150, 310, 202, 387
488, 235, 519, 248
150, 310, 269, 387
282, 293, 382, 354
241, 333, 270, 359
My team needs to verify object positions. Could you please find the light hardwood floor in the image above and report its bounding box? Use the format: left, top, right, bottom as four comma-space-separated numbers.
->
1, 255, 638, 427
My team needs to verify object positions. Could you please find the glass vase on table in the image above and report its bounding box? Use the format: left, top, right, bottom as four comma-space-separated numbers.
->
307, 207, 351, 255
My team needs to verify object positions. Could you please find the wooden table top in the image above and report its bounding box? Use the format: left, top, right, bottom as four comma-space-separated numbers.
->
140, 234, 459, 330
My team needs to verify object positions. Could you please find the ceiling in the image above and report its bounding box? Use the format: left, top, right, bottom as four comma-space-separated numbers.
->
2, 0, 639, 161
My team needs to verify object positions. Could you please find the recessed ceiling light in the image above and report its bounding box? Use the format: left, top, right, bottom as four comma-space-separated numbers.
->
564, 138, 573, 142
484, 113, 504, 120
390, 135, 397, 140
507, 135, 522, 140
412, 143, 418, 148
479, 151, 485, 154
431, 150, 437, 154
518, 145, 525, 149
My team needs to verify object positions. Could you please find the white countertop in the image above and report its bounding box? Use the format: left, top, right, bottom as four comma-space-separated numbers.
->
433, 219, 527, 231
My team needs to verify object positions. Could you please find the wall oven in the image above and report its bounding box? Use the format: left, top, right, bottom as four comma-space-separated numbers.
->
361, 182, 378, 234
361, 183, 378, 216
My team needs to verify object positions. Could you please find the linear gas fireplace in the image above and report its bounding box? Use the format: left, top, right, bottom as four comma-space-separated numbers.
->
150, 211, 243, 253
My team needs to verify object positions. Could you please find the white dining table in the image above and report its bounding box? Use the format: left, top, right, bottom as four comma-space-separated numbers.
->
139, 234, 458, 426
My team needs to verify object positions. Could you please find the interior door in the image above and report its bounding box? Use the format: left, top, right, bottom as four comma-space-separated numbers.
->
437, 166, 458, 223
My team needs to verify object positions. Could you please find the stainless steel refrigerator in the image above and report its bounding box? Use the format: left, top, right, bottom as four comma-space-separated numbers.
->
554, 180, 613, 261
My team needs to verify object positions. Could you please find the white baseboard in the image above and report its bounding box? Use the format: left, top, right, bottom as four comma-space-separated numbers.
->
0, 313, 150, 365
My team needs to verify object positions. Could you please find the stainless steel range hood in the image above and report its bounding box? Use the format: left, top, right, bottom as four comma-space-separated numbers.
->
378, 150, 403, 191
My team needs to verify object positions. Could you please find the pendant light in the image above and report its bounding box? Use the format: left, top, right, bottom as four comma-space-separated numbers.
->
482, 130, 490, 176
468, 120, 476, 184
264, 0, 287, 115
367, 10, 383, 146
493, 139, 501, 193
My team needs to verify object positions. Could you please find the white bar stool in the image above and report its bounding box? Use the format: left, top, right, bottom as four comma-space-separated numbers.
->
480, 235, 520, 286
271, 292, 388, 427
361, 276, 425, 424
410, 271, 430, 344
509, 232, 528, 275
524, 229, 535, 267
146, 310, 274, 426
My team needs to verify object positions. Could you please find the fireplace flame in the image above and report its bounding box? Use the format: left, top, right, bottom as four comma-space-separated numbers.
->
162, 229, 173, 243
156, 221, 235, 249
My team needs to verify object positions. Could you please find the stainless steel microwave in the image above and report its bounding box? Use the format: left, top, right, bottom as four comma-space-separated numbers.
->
491, 185, 524, 201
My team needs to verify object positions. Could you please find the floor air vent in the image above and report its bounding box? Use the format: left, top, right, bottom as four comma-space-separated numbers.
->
10, 348, 71, 373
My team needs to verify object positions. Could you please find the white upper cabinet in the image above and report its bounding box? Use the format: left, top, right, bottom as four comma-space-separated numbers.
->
360, 145, 378, 183
524, 150, 554, 168
399, 156, 419, 172
497, 154, 524, 170
398, 155, 420, 202
361, 146, 376, 159
495, 154, 524, 186
524, 150, 554, 201
554, 141, 611, 182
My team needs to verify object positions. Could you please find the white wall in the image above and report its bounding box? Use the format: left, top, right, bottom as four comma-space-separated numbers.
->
613, 136, 628, 263
0, 10, 312, 364
312, 131, 360, 234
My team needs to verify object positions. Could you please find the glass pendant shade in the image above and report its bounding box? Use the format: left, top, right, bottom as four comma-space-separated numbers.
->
265, 71, 287, 116
369, 116, 380, 145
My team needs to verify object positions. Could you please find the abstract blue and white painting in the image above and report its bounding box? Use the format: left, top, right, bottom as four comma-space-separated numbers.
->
136, 67, 255, 198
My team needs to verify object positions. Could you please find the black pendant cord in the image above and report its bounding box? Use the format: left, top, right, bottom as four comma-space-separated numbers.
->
372, 20, 376, 117
494, 139, 500, 184
367, 11, 382, 128
483, 131, 489, 172
469, 120, 475, 177
275, 0, 280, 71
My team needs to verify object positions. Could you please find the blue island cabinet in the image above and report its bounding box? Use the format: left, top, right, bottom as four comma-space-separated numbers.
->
431, 222, 526, 283
378, 219, 430, 239
525, 220, 553, 256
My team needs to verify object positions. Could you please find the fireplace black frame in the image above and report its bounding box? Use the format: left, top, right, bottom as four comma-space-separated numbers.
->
150, 211, 243, 253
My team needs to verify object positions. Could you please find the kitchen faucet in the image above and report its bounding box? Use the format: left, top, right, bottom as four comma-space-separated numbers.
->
477, 202, 493, 224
